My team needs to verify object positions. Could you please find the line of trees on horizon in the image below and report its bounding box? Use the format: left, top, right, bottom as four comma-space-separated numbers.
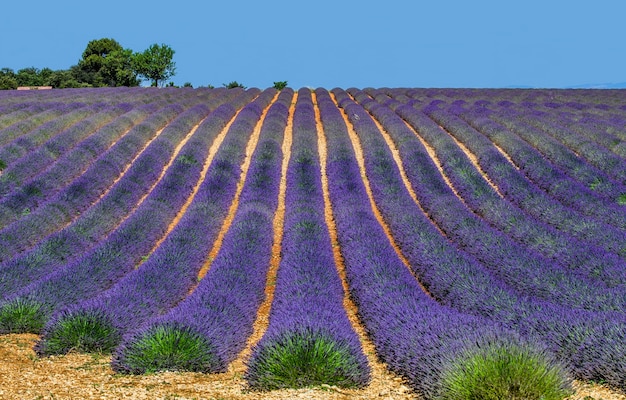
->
1, 38, 176, 90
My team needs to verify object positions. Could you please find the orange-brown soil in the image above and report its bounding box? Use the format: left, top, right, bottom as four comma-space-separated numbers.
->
228, 91, 294, 373
332, 93, 433, 299
314, 92, 419, 399
1, 334, 625, 399
196, 93, 277, 283
134, 117, 209, 267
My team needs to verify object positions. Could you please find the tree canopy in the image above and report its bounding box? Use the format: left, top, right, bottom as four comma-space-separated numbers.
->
77, 38, 140, 87
1, 38, 176, 89
133, 44, 176, 87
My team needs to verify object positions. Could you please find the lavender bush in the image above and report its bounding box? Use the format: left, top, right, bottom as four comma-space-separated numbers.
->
376, 98, 626, 287
35, 90, 271, 355
423, 105, 626, 258
245, 89, 370, 390
112, 89, 283, 373
0, 102, 215, 333
316, 88, 572, 399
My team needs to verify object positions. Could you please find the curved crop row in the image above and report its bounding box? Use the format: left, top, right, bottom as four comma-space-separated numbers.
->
357, 90, 626, 288
554, 111, 626, 159
457, 106, 626, 230
0, 103, 75, 148
245, 89, 370, 390
0, 103, 99, 167
112, 88, 282, 374
336, 90, 626, 390
485, 107, 626, 201
0, 87, 624, 397
379, 96, 626, 289
0, 102, 188, 300
422, 105, 626, 258
341, 89, 626, 311
35, 100, 245, 355
0, 86, 186, 193
0, 102, 216, 333
316, 89, 571, 399
0, 89, 221, 135
0, 96, 232, 300
0, 102, 160, 228
0, 103, 47, 130
0, 88, 236, 231
0, 104, 133, 197
0, 95, 219, 264
515, 105, 626, 185
363, 90, 626, 283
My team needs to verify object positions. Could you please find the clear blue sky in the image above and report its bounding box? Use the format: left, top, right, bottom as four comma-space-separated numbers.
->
2, 0, 625, 89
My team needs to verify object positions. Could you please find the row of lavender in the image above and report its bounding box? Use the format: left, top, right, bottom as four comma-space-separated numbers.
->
119, 86, 624, 393
0, 87, 624, 397
345, 89, 625, 311
371, 88, 626, 258
0, 88, 255, 327
354, 88, 626, 390
0, 87, 370, 390
47, 87, 568, 395
36, 88, 276, 356
315, 88, 572, 398
113, 87, 289, 373
0, 88, 232, 260
244, 90, 369, 389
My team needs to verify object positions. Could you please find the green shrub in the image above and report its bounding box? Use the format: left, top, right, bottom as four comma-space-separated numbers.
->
113, 325, 219, 374
0, 298, 46, 334
176, 154, 198, 165
436, 340, 572, 400
245, 330, 369, 390
223, 81, 246, 89
0, 76, 18, 90
273, 81, 288, 90
35, 310, 121, 356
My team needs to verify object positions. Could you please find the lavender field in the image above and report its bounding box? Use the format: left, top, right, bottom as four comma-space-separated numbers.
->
0, 86, 625, 398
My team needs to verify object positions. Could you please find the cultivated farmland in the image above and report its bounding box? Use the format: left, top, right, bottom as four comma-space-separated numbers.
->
0, 86, 625, 399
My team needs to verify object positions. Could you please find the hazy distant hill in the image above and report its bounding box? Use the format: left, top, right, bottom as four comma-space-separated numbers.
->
568, 82, 626, 89
504, 82, 626, 89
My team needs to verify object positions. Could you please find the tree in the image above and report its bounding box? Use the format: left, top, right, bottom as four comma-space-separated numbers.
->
133, 44, 176, 87
16, 67, 45, 86
273, 81, 288, 90
1, 39, 179, 90
48, 68, 87, 88
223, 81, 246, 89
0, 66, 84, 89
99, 48, 140, 87
77, 38, 139, 87
0, 68, 17, 90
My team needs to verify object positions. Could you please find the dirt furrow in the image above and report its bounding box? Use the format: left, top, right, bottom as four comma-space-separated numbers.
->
358, 102, 450, 240
11, 122, 168, 259
133, 117, 209, 268
226, 91, 295, 378
1, 90, 626, 400
491, 138, 521, 170
314, 93, 416, 399
194, 93, 280, 285
331, 93, 433, 299
436, 122, 508, 197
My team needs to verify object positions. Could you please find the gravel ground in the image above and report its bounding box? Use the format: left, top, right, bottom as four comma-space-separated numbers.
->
1, 334, 625, 400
